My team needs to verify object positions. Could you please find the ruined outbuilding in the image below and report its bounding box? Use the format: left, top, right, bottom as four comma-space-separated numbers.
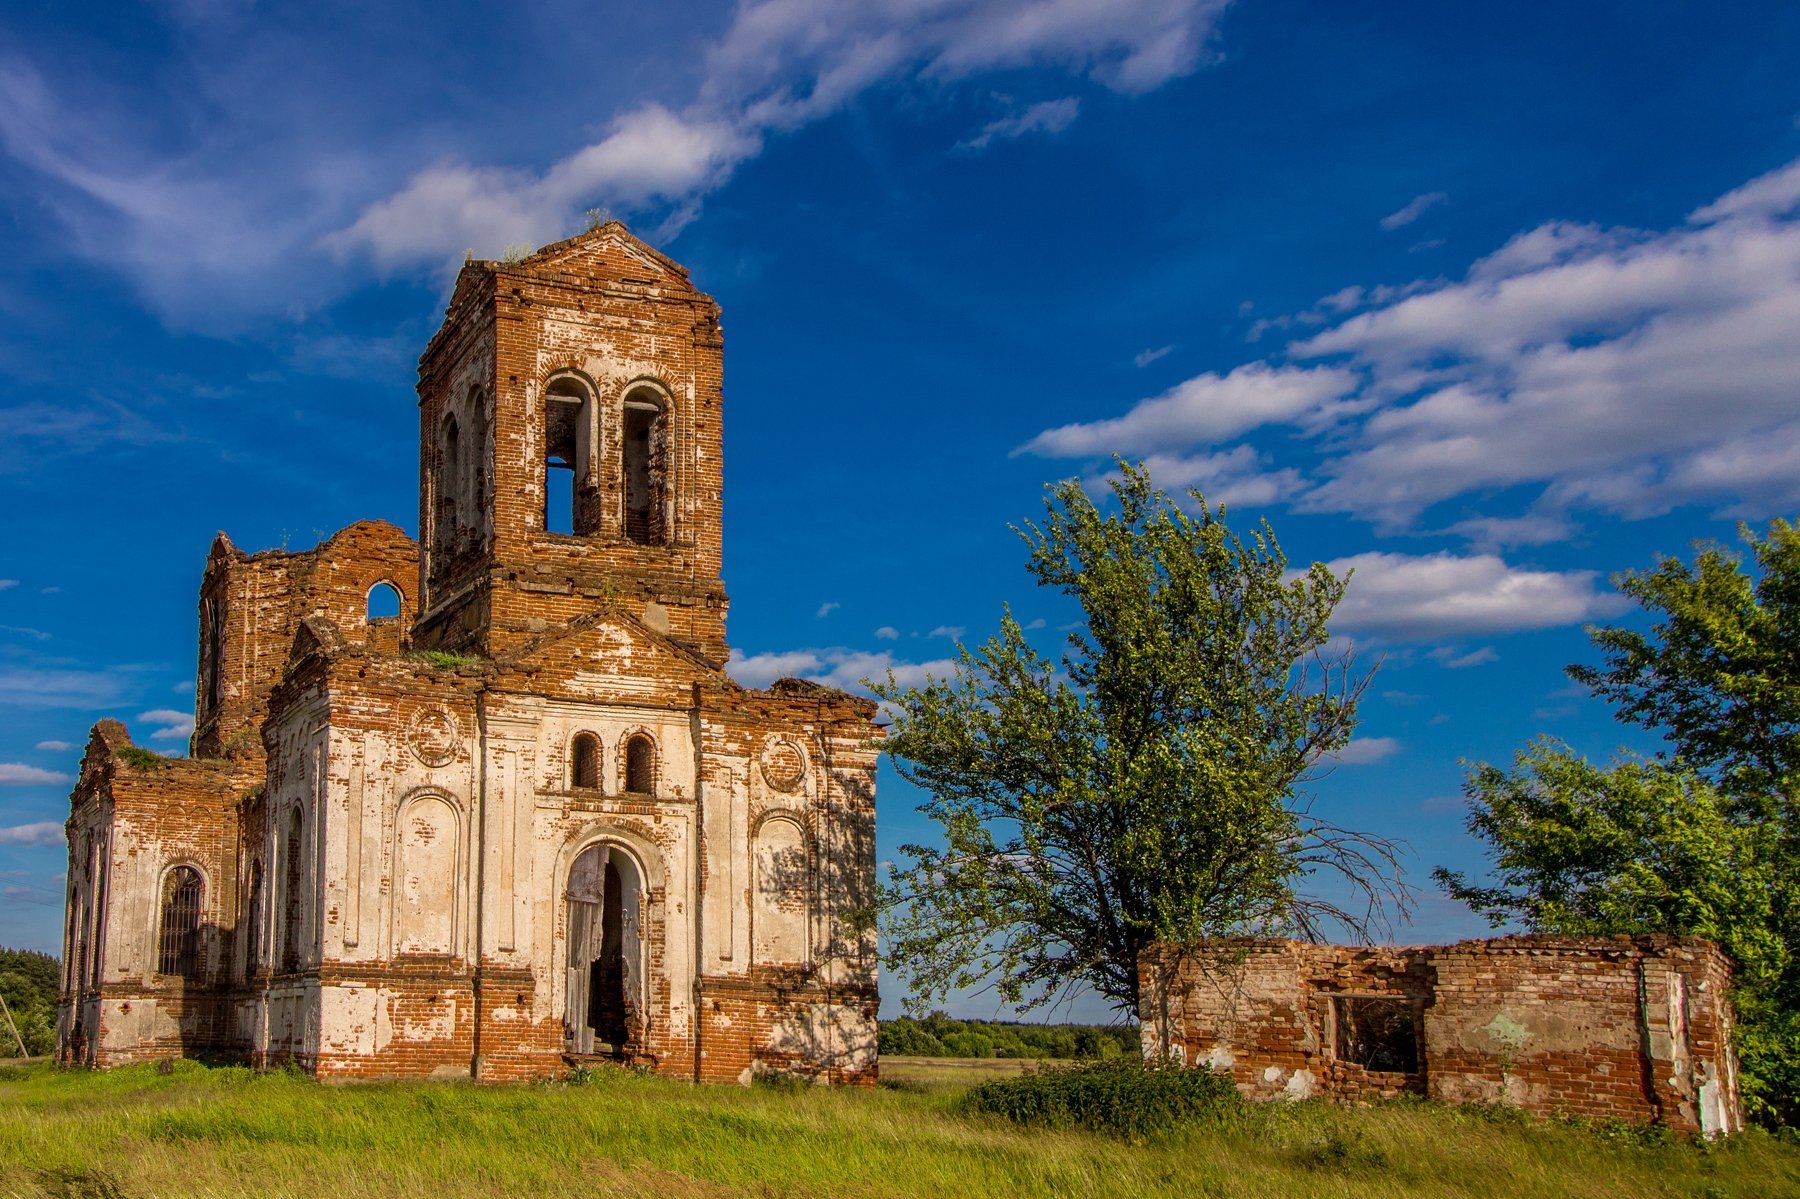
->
56, 225, 881, 1084
1140, 936, 1742, 1136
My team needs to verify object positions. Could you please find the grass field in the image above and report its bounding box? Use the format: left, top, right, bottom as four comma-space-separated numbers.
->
3, 1058, 1798, 1199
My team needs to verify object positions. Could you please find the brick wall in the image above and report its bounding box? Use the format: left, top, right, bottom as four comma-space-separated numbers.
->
1140, 936, 1743, 1136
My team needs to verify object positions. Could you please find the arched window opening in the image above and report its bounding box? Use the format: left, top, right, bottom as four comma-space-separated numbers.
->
243, 860, 264, 980
366, 581, 402, 622
282, 807, 306, 974
465, 390, 489, 544
622, 391, 668, 545
545, 376, 598, 536
437, 413, 462, 559
571, 733, 601, 789
201, 594, 225, 714
565, 843, 644, 1057
90, 851, 109, 987
158, 866, 204, 978
624, 734, 654, 795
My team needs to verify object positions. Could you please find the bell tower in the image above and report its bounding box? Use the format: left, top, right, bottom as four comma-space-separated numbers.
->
412, 223, 729, 661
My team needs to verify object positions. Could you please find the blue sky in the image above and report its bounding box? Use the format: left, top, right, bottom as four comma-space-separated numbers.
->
2, 0, 1799, 1018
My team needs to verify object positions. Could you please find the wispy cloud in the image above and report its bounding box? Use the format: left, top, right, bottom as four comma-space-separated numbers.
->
1133, 344, 1175, 368
0, 666, 133, 709
0, 764, 72, 786
1380, 191, 1447, 231
1020, 154, 1800, 534
816, 601, 841, 618
1018, 363, 1359, 458
1326, 736, 1401, 765
33, 740, 74, 753
1428, 645, 1499, 670
332, 0, 1230, 271
960, 96, 1081, 150
137, 708, 195, 742
727, 646, 958, 693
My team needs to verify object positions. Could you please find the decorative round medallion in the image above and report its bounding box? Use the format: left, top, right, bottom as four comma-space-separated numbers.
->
406, 706, 460, 767
760, 738, 806, 793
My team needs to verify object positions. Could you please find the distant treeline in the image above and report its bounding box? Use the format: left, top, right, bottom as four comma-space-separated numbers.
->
0, 948, 58, 1057
879, 1011, 1138, 1060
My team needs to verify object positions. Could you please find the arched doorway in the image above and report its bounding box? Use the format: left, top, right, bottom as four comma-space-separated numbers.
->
564, 842, 644, 1057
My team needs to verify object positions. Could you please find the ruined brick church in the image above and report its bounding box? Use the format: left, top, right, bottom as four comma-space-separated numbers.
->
56, 225, 881, 1083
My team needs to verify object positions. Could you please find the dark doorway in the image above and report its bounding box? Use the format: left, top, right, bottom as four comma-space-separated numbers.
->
565, 843, 642, 1057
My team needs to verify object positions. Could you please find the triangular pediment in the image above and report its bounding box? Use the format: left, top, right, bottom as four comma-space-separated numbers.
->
497, 610, 726, 702
512, 222, 696, 292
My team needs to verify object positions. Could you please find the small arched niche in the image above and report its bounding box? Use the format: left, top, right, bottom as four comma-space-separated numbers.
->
571, 732, 601, 790
623, 733, 655, 795
394, 793, 459, 956
752, 818, 809, 966
564, 842, 645, 1057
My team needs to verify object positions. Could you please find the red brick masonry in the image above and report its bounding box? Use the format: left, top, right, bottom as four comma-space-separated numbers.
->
1139, 935, 1742, 1136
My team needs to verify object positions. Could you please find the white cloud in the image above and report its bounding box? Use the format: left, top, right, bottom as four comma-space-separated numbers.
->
1327, 736, 1401, 765
1023, 618, 1047, 630
1131, 447, 1305, 509
138, 708, 195, 742
0, 821, 64, 846
0, 764, 72, 786
816, 601, 841, 618
1326, 551, 1625, 640
335, 0, 1231, 269
0, 667, 129, 709
1134, 344, 1175, 368
725, 649, 825, 688
1292, 157, 1800, 524
1380, 191, 1447, 231
727, 647, 957, 693
325, 105, 760, 270
1040, 154, 1800, 536
33, 740, 74, 752
928, 625, 967, 639
0, 579, 15, 590
874, 626, 900, 640
961, 96, 1081, 150
1443, 511, 1573, 550
1019, 363, 1359, 458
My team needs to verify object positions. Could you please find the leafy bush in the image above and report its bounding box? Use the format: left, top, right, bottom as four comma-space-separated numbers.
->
879, 1012, 1137, 1059
0, 948, 60, 1057
964, 1058, 1242, 1139
115, 746, 168, 770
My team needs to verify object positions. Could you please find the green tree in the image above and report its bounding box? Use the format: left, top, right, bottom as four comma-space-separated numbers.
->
1434, 744, 1781, 986
0, 947, 60, 1057
875, 465, 1406, 1016
1570, 519, 1800, 802
1442, 520, 1800, 1124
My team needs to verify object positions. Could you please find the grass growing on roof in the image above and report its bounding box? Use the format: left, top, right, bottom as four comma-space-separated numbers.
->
1, 1058, 1796, 1199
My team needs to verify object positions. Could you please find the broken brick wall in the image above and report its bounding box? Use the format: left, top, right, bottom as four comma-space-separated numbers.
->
1140, 936, 1742, 1136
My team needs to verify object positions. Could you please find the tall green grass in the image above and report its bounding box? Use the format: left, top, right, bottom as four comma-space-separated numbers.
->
1, 1059, 1796, 1199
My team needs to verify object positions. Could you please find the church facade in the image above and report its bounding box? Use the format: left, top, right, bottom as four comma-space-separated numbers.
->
55, 225, 882, 1084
